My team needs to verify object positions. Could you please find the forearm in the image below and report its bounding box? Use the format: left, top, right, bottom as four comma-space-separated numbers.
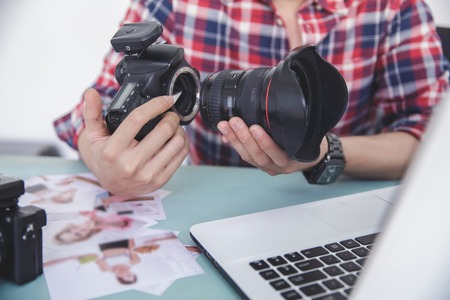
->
341, 132, 419, 180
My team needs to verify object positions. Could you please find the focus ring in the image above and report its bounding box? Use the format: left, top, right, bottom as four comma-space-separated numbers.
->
238, 68, 269, 126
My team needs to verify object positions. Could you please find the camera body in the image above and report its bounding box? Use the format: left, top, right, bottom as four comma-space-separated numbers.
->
106, 22, 201, 141
0, 174, 47, 284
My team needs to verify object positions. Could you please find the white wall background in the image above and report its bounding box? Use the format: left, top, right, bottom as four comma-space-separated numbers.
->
0, 0, 129, 158
426, 0, 450, 28
0, 0, 447, 159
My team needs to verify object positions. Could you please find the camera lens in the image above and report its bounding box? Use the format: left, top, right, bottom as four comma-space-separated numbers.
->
169, 67, 200, 124
199, 45, 348, 162
200, 68, 275, 131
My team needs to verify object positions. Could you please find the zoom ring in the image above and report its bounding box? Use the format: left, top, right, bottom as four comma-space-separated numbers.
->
203, 70, 233, 130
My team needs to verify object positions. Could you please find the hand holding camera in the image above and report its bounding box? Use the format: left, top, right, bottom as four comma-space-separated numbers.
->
81, 88, 189, 196
106, 21, 348, 162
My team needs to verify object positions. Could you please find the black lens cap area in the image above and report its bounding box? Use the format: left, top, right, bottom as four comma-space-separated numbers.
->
111, 22, 163, 54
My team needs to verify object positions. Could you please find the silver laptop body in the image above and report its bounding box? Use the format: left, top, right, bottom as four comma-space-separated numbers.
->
191, 92, 450, 300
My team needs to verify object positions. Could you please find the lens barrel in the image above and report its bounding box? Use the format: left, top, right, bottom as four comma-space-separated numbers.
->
200, 68, 273, 131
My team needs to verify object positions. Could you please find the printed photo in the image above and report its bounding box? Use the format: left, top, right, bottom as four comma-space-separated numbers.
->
42, 210, 154, 262
44, 230, 204, 300
21, 174, 106, 212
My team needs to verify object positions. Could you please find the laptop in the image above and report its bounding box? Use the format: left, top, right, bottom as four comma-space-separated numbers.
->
190, 91, 450, 300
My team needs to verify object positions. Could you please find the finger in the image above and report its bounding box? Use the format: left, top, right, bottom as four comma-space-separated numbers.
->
134, 111, 181, 160
110, 95, 175, 147
249, 125, 290, 167
150, 126, 188, 169
217, 119, 253, 163
124, 141, 188, 195
159, 139, 190, 181
150, 127, 190, 182
83, 88, 110, 139
139, 127, 189, 191
228, 117, 275, 167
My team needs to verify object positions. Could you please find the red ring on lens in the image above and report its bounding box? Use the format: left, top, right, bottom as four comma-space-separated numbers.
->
265, 77, 273, 131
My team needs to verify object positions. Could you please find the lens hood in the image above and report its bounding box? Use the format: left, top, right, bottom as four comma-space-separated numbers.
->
267, 44, 348, 162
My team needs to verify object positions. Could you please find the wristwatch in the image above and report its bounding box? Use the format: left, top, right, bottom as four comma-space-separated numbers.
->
303, 133, 346, 184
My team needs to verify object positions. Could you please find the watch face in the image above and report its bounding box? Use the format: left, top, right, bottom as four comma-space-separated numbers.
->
317, 164, 345, 184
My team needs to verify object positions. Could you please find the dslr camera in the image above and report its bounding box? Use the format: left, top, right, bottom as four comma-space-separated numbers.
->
106, 22, 201, 141
0, 174, 47, 284
106, 21, 348, 162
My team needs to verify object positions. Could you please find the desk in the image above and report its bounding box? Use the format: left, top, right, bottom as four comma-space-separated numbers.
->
0, 155, 397, 299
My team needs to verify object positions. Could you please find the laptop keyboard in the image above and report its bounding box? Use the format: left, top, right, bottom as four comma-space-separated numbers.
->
249, 233, 378, 300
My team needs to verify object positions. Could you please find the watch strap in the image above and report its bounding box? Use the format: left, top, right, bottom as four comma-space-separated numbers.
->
303, 133, 345, 184
326, 133, 345, 162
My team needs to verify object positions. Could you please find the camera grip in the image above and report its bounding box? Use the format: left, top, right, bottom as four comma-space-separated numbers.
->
135, 115, 162, 141
107, 110, 162, 141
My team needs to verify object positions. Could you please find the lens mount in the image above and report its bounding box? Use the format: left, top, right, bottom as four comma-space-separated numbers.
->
168, 66, 201, 124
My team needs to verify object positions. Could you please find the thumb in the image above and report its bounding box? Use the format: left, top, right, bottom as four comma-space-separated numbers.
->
83, 88, 110, 139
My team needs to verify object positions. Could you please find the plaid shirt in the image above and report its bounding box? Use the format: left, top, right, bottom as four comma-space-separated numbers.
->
54, 0, 449, 166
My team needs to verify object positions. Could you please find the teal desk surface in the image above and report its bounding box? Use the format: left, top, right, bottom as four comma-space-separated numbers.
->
0, 155, 397, 299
